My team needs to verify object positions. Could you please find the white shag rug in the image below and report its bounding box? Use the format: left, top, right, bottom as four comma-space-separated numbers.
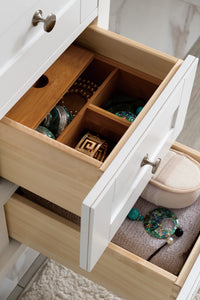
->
19, 259, 123, 300
18, 258, 200, 300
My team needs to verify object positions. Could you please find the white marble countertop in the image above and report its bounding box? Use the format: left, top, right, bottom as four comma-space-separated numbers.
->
110, 0, 200, 58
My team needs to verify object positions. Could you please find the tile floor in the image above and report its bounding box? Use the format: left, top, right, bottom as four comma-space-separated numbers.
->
2, 254, 46, 300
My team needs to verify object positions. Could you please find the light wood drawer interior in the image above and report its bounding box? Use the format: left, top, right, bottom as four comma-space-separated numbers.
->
0, 26, 182, 217
5, 141, 200, 300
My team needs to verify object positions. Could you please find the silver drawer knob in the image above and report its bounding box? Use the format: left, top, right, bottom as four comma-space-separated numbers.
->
141, 154, 161, 174
32, 10, 56, 32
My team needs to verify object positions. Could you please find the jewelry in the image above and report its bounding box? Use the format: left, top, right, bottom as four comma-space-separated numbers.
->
128, 206, 184, 262
40, 105, 73, 138
36, 126, 55, 139
144, 207, 178, 240
75, 132, 108, 162
41, 112, 52, 128
103, 93, 146, 117
72, 77, 98, 99
136, 106, 143, 115
147, 226, 184, 261
51, 105, 72, 137
59, 78, 99, 117
128, 208, 144, 221
175, 227, 184, 237
43, 105, 73, 137
115, 111, 136, 122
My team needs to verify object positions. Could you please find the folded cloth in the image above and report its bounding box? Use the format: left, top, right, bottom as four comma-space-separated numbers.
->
141, 149, 200, 208
112, 196, 200, 275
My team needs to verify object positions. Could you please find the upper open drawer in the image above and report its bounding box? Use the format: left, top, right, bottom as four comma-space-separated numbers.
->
0, 25, 198, 271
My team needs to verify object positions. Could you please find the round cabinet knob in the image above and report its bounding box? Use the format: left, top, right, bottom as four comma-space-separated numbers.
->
141, 154, 161, 174
32, 10, 56, 32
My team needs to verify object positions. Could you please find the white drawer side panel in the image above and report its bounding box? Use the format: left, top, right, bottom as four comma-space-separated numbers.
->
177, 255, 200, 300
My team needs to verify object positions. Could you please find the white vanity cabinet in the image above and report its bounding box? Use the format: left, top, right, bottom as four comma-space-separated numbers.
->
0, 0, 98, 119
0, 1, 200, 299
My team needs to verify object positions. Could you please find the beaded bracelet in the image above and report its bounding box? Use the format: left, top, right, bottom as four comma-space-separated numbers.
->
60, 78, 99, 117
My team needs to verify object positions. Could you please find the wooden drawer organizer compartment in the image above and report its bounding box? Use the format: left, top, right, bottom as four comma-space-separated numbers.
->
0, 28, 181, 217
5, 142, 200, 300
5, 45, 161, 149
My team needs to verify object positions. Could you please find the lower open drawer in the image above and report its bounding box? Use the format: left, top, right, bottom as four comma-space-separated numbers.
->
4, 142, 200, 300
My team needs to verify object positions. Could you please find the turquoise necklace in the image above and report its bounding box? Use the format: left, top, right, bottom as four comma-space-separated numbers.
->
128, 207, 183, 244
128, 207, 184, 261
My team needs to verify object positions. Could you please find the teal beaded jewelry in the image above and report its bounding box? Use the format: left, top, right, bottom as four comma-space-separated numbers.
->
136, 106, 143, 115
115, 111, 136, 122
41, 112, 52, 128
128, 207, 184, 261
128, 208, 144, 221
36, 126, 55, 139
128, 207, 183, 243
38, 105, 73, 139
103, 94, 147, 118
48, 105, 73, 137
144, 208, 178, 240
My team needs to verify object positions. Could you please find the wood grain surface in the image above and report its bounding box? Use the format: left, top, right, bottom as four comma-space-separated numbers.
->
0, 117, 102, 216
6, 45, 94, 129
77, 23, 179, 80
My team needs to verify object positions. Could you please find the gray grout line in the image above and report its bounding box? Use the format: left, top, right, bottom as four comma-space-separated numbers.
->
18, 254, 47, 288
17, 284, 23, 289
16, 256, 48, 300
6, 285, 24, 300
6, 254, 47, 300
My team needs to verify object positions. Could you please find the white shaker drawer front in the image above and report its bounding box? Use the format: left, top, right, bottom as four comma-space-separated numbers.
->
0, 0, 73, 70
80, 55, 198, 272
81, 0, 98, 22
0, 1, 38, 37
0, 0, 98, 119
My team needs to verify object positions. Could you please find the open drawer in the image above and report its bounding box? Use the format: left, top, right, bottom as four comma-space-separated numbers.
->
4, 142, 200, 300
0, 24, 198, 271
